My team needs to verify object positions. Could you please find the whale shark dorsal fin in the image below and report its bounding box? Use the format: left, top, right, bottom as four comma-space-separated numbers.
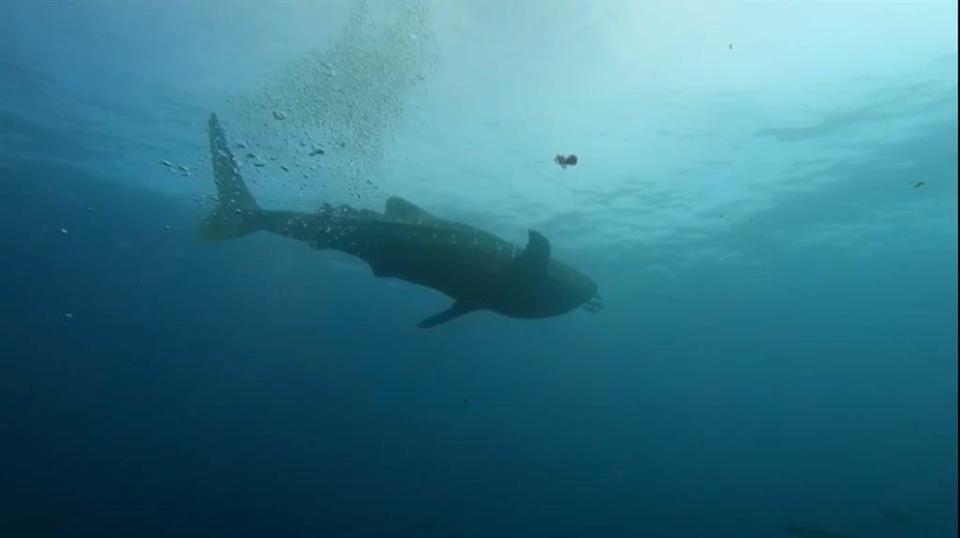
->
418, 301, 476, 329
385, 196, 434, 223
516, 229, 551, 275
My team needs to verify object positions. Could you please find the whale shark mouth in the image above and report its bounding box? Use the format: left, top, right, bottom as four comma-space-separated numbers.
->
582, 292, 604, 314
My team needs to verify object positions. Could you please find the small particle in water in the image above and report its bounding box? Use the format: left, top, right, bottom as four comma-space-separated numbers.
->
281, 165, 290, 172
729, 42, 734, 50
163, 225, 172, 231
59, 228, 69, 235
912, 180, 925, 188
253, 161, 266, 167
161, 160, 173, 167
178, 165, 189, 173
85, 206, 96, 213
246, 152, 257, 159
554, 154, 578, 169
235, 141, 248, 149
273, 110, 287, 120
309, 147, 325, 156
64, 312, 73, 319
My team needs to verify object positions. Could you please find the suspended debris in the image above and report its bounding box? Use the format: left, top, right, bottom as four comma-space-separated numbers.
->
554, 154, 578, 169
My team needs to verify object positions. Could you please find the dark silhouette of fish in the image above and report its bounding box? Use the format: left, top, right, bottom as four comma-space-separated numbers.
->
554, 154, 578, 169
198, 114, 601, 328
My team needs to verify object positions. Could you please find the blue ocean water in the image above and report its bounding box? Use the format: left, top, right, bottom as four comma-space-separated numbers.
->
0, 2, 956, 537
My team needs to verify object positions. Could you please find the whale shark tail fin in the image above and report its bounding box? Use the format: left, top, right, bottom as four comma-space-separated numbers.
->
197, 113, 262, 242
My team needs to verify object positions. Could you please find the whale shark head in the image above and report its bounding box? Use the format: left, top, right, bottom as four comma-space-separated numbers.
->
543, 258, 600, 316
498, 230, 600, 319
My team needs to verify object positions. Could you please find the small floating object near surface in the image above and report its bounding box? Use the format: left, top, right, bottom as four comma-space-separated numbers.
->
273, 110, 287, 120
554, 154, 578, 169
59, 227, 69, 235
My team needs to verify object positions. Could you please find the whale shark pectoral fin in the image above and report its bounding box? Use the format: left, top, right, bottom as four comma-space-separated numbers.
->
385, 197, 434, 223
516, 229, 551, 276
417, 301, 476, 329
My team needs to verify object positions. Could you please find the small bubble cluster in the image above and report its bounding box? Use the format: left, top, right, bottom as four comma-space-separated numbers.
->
228, 0, 439, 205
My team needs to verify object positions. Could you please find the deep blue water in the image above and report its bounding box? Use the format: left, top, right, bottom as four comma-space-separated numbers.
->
1, 2, 957, 537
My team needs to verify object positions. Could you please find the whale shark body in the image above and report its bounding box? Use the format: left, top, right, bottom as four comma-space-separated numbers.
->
198, 114, 601, 328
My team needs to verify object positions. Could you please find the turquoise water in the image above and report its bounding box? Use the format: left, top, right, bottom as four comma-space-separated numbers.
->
0, 2, 956, 537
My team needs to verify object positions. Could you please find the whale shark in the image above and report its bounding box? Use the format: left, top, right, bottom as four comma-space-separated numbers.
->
198, 113, 601, 328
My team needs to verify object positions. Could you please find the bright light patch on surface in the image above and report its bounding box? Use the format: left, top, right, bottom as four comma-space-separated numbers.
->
0, 0, 955, 261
